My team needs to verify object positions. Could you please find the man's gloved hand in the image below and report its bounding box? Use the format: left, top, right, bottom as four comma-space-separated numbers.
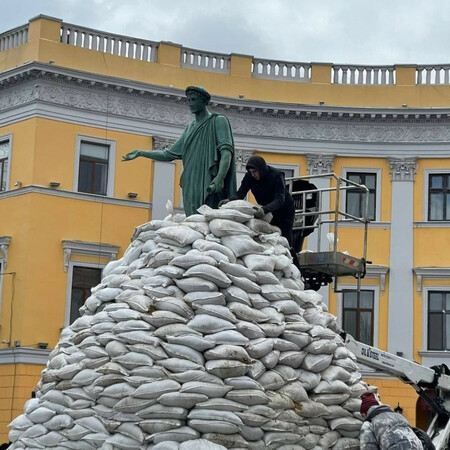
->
218, 199, 230, 207
253, 206, 265, 219
207, 177, 224, 194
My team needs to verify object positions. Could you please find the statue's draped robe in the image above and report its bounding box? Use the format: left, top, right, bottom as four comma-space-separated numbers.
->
162, 113, 237, 216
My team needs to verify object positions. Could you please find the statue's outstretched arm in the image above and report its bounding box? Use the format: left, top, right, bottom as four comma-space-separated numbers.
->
122, 149, 174, 162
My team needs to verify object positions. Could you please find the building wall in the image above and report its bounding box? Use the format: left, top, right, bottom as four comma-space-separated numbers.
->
1, 14, 450, 440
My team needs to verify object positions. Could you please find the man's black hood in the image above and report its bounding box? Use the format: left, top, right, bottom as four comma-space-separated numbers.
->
246, 156, 268, 177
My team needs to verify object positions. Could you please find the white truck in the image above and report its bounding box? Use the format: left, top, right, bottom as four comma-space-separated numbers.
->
345, 334, 450, 449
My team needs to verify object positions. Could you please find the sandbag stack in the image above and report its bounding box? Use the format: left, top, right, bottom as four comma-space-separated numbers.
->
8, 200, 372, 450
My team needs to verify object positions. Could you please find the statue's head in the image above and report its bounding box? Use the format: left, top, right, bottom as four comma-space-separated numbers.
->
185, 86, 211, 105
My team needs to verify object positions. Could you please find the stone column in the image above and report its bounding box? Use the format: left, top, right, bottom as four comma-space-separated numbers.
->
151, 137, 176, 219
235, 148, 254, 187
387, 157, 417, 360
306, 154, 335, 305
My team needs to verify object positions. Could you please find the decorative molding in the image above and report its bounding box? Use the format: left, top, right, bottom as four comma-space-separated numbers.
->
306, 154, 334, 175
365, 265, 390, 294
0, 347, 51, 365
0, 236, 11, 269
413, 267, 450, 293
0, 185, 152, 209
3, 65, 450, 150
388, 158, 417, 181
414, 221, 450, 228
235, 148, 254, 172
62, 240, 120, 272
153, 136, 177, 150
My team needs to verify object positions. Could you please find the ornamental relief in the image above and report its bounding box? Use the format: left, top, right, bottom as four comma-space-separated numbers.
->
4, 80, 450, 144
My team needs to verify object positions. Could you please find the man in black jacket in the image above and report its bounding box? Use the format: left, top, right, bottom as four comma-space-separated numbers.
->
226, 156, 295, 246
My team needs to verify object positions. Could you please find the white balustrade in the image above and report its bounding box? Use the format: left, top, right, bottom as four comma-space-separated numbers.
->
181, 48, 230, 73
60, 23, 158, 62
416, 65, 450, 85
0, 25, 29, 52
252, 59, 311, 82
332, 65, 395, 85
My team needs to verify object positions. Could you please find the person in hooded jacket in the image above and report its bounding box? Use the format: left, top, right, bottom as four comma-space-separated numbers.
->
223, 156, 296, 246
359, 392, 424, 450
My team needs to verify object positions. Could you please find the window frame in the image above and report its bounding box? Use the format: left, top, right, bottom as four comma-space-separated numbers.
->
337, 284, 379, 347
425, 170, 450, 222
270, 163, 300, 180
426, 289, 450, 351
65, 260, 104, 326
342, 168, 381, 222
73, 135, 116, 197
0, 134, 12, 192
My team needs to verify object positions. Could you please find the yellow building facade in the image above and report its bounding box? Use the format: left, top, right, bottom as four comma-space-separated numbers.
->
0, 14, 449, 440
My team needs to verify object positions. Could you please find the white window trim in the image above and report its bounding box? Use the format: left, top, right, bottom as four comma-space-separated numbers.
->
423, 168, 450, 222
62, 240, 119, 272
341, 167, 382, 222
271, 163, 300, 178
413, 267, 450, 293
420, 284, 450, 362
73, 135, 116, 197
65, 260, 104, 327
0, 134, 12, 192
0, 237, 11, 330
336, 283, 380, 348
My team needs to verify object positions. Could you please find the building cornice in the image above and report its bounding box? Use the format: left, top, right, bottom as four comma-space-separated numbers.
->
2, 63, 450, 153
0, 347, 50, 365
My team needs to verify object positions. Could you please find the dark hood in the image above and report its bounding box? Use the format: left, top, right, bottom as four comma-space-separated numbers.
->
246, 156, 268, 177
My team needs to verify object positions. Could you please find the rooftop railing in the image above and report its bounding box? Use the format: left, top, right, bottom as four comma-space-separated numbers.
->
0, 24, 28, 52
416, 65, 450, 85
252, 59, 311, 82
60, 23, 158, 62
332, 64, 396, 85
2, 18, 450, 87
181, 48, 230, 74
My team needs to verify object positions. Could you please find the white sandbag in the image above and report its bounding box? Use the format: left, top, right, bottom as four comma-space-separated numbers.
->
283, 331, 312, 349
271, 300, 302, 315
180, 438, 227, 450
158, 392, 208, 409
171, 250, 218, 269
144, 284, 185, 298
221, 285, 251, 306
235, 321, 265, 339
314, 380, 350, 394
188, 314, 236, 334
260, 284, 291, 301
161, 342, 205, 365
296, 400, 330, 418
260, 350, 281, 370
254, 270, 279, 284
204, 344, 252, 363
192, 304, 238, 324
218, 260, 258, 282
183, 264, 231, 288
151, 426, 200, 444
207, 330, 250, 346
278, 350, 307, 368
242, 254, 276, 271
188, 419, 240, 435
249, 294, 271, 309
140, 419, 184, 434
257, 371, 285, 390
156, 225, 204, 246
245, 218, 281, 235
311, 392, 351, 406
153, 297, 194, 319
105, 433, 142, 449
198, 204, 253, 223
192, 240, 236, 263
113, 352, 154, 369
209, 219, 256, 237
321, 365, 352, 383
205, 359, 249, 378
246, 338, 274, 359
304, 339, 338, 355
142, 274, 175, 288
184, 291, 226, 306
183, 221, 210, 235
220, 199, 256, 216
142, 310, 188, 327
228, 302, 269, 323
158, 358, 204, 373
278, 381, 309, 402
301, 353, 333, 373
175, 277, 219, 293
133, 379, 181, 399
153, 323, 201, 338
221, 235, 265, 257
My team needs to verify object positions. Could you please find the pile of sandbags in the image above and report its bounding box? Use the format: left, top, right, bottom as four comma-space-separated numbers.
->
8, 200, 372, 450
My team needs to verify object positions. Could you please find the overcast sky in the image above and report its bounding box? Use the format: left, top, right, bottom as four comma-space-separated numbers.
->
2, 0, 450, 65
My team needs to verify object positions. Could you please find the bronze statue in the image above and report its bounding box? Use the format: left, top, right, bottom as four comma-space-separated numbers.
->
122, 86, 236, 216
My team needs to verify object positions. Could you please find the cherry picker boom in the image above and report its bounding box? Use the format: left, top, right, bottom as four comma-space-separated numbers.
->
345, 333, 450, 449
